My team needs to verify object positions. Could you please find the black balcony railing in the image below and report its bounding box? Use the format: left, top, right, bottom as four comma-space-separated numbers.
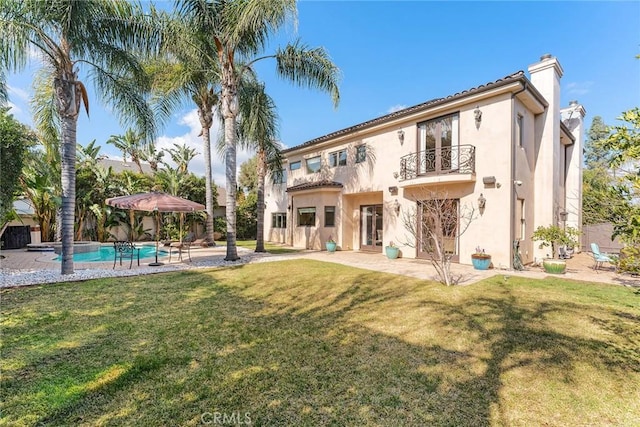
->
399, 145, 475, 181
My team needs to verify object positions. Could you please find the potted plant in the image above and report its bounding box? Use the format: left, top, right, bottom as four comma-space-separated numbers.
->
325, 236, 337, 253
471, 247, 491, 270
531, 225, 579, 274
385, 241, 400, 259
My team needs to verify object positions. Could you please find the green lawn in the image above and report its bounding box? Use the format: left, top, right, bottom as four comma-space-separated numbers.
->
235, 240, 302, 254
1, 260, 639, 426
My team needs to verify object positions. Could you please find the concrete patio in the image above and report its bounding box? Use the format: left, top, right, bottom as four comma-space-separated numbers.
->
1, 243, 636, 289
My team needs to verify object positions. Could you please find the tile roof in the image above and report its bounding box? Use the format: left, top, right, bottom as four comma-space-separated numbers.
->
283, 71, 529, 154
286, 180, 344, 193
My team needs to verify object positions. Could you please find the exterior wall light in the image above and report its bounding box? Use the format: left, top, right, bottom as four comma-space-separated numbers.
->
388, 186, 398, 195
478, 193, 486, 214
397, 129, 405, 145
474, 106, 482, 129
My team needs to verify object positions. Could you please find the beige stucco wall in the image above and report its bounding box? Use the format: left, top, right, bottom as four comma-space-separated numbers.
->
265, 56, 582, 269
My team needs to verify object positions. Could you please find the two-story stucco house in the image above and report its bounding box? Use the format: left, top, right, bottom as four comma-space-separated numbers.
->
264, 55, 585, 269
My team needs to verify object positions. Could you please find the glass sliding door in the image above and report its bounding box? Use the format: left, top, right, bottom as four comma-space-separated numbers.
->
360, 205, 383, 252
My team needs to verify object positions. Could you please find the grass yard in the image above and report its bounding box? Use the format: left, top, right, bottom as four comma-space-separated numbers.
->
1, 260, 639, 426
235, 240, 302, 254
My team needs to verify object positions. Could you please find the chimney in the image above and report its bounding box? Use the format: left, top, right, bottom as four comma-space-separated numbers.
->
528, 55, 564, 260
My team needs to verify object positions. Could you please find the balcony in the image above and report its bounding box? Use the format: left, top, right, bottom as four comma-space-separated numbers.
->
399, 145, 476, 185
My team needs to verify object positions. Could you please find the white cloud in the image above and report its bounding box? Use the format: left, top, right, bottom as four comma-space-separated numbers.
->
387, 104, 407, 114
7, 101, 22, 115
565, 81, 594, 96
7, 84, 30, 102
156, 108, 255, 185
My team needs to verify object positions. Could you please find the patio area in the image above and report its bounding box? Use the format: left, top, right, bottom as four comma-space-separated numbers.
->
1, 244, 636, 289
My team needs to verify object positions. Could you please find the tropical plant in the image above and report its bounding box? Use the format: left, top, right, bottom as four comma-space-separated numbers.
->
19, 149, 59, 242
139, 141, 164, 172
0, 0, 161, 274
531, 225, 580, 259
165, 142, 198, 175
178, 0, 340, 261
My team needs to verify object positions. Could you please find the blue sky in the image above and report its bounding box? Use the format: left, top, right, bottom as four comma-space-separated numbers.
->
6, 1, 640, 183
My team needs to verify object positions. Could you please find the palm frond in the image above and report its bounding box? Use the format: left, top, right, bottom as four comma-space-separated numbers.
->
275, 40, 341, 107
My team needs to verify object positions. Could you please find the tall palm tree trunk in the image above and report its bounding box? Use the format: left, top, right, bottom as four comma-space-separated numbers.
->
198, 110, 215, 245
255, 148, 267, 252
221, 62, 239, 261
59, 112, 78, 274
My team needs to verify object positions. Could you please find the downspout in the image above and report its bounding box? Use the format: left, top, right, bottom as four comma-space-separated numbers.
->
289, 195, 294, 246
510, 81, 527, 269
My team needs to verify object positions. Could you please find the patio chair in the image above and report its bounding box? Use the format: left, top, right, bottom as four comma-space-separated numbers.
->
168, 241, 191, 262
558, 246, 572, 259
590, 242, 613, 272
113, 241, 140, 269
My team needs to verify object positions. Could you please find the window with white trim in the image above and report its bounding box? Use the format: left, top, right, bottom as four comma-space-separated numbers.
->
306, 156, 321, 173
271, 212, 287, 228
329, 150, 347, 167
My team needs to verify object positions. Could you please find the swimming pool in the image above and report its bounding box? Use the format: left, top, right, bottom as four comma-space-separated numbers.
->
54, 245, 166, 262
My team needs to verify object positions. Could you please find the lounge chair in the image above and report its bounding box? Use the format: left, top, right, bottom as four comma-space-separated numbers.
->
590, 243, 614, 272
113, 241, 140, 269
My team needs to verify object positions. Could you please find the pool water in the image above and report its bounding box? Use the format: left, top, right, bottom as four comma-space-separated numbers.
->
55, 245, 166, 262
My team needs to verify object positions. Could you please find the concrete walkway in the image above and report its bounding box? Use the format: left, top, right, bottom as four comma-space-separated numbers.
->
1, 245, 637, 287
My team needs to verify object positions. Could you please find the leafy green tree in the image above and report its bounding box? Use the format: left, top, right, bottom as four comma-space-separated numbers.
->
0, 107, 33, 227
238, 156, 258, 194
1, 0, 161, 274
600, 108, 640, 244
584, 116, 611, 168
179, 0, 340, 261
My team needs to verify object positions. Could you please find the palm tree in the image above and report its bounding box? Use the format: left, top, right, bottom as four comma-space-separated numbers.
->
139, 141, 164, 172
107, 129, 145, 173
178, 0, 340, 261
147, 15, 221, 245
236, 81, 282, 252
166, 142, 198, 174
1, 0, 161, 274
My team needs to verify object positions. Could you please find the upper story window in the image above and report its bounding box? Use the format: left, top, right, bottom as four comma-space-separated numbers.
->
417, 113, 459, 173
290, 161, 301, 171
355, 145, 367, 163
329, 150, 347, 167
306, 156, 321, 173
516, 114, 524, 147
272, 169, 287, 184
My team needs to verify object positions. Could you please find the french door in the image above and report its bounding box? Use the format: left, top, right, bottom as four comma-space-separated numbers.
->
417, 199, 459, 262
417, 114, 459, 174
360, 205, 383, 252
